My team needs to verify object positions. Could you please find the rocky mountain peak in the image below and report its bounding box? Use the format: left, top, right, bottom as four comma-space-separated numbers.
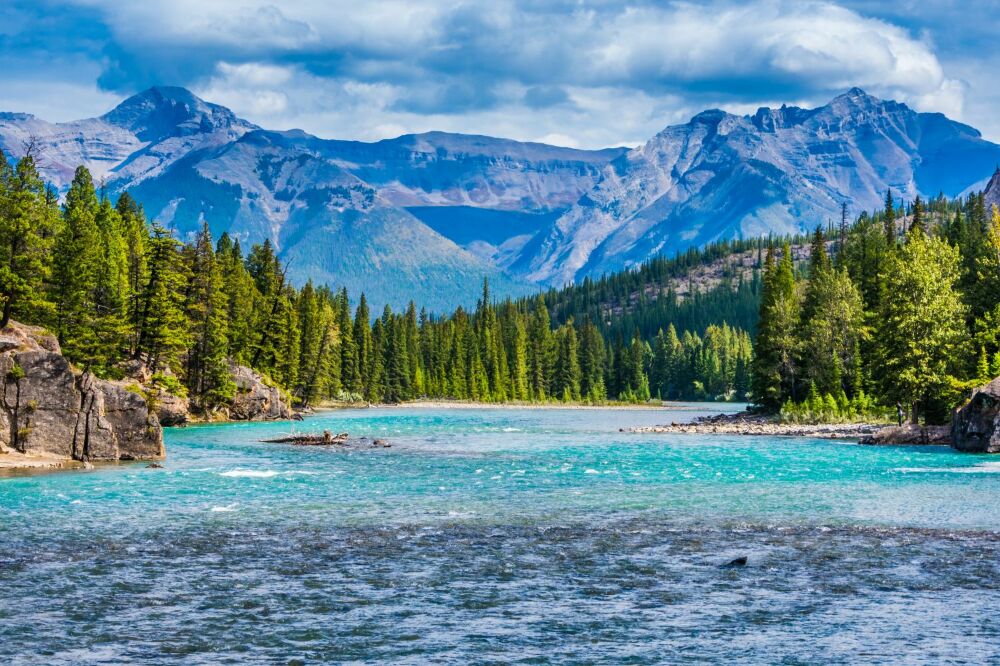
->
101, 86, 257, 142
985, 166, 1000, 211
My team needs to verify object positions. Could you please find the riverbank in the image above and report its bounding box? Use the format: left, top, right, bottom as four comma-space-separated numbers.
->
0, 450, 85, 474
627, 411, 888, 440
317, 399, 743, 412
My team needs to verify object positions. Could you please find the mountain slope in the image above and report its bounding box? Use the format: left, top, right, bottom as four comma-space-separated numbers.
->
3, 86, 1000, 303
123, 129, 526, 310
520, 89, 1000, 285
0, 88, 619, 309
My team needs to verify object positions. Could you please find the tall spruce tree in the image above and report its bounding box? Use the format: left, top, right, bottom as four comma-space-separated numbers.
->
0, 147, 55, 328
183, 223, 234, 408
51, 166, 102, 367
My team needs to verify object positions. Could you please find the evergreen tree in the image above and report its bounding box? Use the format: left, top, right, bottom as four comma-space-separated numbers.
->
0, 147, 55, 328
884, 189, 897, 246
877, 228, 967, 422
51, 166, 102, 367
752, 243, 800, 408
135, 224, 189, 370
183, 223, 234, 407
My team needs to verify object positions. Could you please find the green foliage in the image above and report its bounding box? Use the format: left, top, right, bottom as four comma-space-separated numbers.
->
5, 151, 995, 422
151, 372, 187, 398
755, 189, 992, 425
6, 361, 25, 382
779, 389, 888, 424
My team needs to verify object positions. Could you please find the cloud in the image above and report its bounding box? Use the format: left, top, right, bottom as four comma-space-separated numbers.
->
0, 0, 985, 146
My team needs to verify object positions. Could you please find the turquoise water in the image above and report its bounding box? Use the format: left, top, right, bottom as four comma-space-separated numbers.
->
2, 405, 1000, 664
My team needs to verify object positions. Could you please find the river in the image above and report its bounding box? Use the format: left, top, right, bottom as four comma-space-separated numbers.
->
2, 405, 999, 664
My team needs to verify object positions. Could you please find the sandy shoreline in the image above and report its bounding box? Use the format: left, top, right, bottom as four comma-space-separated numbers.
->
0, 450, 86, 474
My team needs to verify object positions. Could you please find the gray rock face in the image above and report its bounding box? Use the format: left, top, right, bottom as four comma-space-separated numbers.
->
985, 168, 1000, 213
228, 363, 292, 421
951, 378, 1000, 453
859, 424, 951, 446
0, 322, 163, 462
152, 389, 190, 427
523, 89, 1000, 284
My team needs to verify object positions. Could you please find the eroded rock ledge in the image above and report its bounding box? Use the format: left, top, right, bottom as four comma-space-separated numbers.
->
0, 322, 163, 464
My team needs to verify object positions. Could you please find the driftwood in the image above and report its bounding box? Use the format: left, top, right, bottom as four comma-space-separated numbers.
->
261, 431, 391, 448
262, 430, 349, 445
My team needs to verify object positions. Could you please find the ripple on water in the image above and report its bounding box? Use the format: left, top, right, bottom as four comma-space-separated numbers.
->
2, 406, 999, 664
0, 520, 998, 664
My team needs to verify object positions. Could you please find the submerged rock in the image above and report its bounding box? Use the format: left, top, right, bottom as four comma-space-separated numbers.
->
859, 424, 951, 446
0, 321, 163, 463
721, 556, 748, 569
951, 377, 1000, 453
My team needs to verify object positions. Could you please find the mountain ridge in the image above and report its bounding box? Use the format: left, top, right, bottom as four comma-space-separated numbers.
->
2, 86, 999, 303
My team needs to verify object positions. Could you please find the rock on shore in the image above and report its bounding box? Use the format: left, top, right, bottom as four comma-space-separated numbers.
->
228, 363, 292, 421
626, 412, 884, 440
858, 424, 951, 446
0, 322, 163, 463
951, 377, 1000, 453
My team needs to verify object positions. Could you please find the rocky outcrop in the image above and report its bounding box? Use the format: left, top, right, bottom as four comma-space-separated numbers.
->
228, 363, 292, 421
153, 389, 190, 426
0, 322, 163, 462
859, 424, 951, 446
951, 377, 1000, 453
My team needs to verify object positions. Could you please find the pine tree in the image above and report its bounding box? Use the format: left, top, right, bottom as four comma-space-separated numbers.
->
526, 297, 551, 400
183, 223, 234, 407
51, 166, 102, 367
0, 147, 55, 328
354, 294, 372, 397
338, 289, 359, 395
215, 235, 255, 364
91, 197, 130, 371
884, 189, 897, 246
116, 192, 148, 354
910, 195, 926, 235
878, 229, 967, 423
752, 243, 800, 408
135, 224, 189, 370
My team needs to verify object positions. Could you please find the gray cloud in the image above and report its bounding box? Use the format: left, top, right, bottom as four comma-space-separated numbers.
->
1, 0, 993, 147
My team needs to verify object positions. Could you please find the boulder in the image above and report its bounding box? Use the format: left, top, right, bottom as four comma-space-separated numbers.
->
0, 321, 163, 462
951, 377, 1000, 453
228, 362, 292, 421
154, 389, 190, 426
859, 424, 951, 446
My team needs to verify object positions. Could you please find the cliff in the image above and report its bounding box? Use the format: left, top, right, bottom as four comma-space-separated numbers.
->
0, 322, 163, 464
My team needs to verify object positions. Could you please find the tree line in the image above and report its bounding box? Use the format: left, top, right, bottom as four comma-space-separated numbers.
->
0, 153, 755, 409
752, 190, 1000, 423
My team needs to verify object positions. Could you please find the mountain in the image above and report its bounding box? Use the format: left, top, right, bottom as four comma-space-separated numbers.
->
0, 88, 621, 310
985, 168, 1000, 212
3, 86, 1000, 303
519, 88, 1000, 285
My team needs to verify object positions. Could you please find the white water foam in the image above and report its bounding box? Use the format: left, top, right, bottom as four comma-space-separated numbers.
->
218, 469, 320, 478
211, 504, 239, 512
895, 462, 1000, 474
220, 470, 281, 478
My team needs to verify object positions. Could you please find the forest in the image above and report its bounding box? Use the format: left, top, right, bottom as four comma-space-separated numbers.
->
753, 191, 1000, 424
0, 152, 755, 411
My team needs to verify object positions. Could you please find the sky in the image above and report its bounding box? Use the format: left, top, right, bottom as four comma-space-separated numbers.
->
1, 0, 998, 149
